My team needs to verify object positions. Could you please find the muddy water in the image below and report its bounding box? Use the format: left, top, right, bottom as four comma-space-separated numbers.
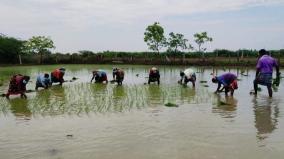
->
0, 65, 283, 159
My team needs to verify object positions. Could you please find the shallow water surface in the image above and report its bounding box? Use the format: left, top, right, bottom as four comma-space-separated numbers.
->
0, 65, 284, 159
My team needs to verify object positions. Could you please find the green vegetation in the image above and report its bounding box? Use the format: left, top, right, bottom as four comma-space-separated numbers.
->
194, 32, 213, 59
1, 24, 284, 66
273, 77, 281, 86
164, 102, 179, 107
218, 101, 230, 106
167, 32, 190, 53
24, 36, 55, 64
144, 22, 167, 54
0, 49, 283, 66
194, 32, 213, 52
0, 34, 24, 64
0, 77, 3, 86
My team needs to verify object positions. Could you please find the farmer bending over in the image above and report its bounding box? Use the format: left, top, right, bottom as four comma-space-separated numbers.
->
212, 73, 238, 96
6, 74, 30, 99
35, 73, 51, 90
51, 68, 65, 85
91, 70, 108, 83
112, 68, 125, 85
179, 68, 196, 87
148, 67, 160, 85
254, 49, 280, 97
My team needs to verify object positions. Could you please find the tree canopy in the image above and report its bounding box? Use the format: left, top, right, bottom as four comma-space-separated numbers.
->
144, 22, 166, 54
194, 32, 213, 52
24, 36, 55, 64
0, 34, 24, 63
167, 32, 189, 53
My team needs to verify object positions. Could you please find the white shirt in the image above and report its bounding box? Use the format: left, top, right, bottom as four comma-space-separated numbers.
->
183, 68, 195, 78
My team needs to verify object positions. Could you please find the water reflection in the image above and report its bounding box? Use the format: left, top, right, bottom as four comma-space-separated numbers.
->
179, 85, 196, 104
112, 85, 126, 112
212, 94, 237, 119
147, 85, 162, 106
0, 66, 282, 121
28, 85, 66, 116
9, 98, 31, 120
252, 98, 279, 140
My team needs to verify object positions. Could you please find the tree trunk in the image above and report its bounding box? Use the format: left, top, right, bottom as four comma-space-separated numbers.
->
18, 54, 22, 65
39, 52, 43, 64
199, 44, 205, 61
56, 55, 58, 64
182, 53, 185, 65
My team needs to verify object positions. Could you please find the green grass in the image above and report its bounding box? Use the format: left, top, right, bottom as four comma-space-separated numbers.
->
0, 77, 4, 86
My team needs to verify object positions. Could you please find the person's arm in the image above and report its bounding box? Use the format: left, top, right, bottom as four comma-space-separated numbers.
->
275, 59, 280, 78
41, 80, 47, 88
255, 68, 260, 79
255, 60, 261, 78
219, 86, 225, 92
179, 76, 184, 84
113, 72, 116, 80
276, 66, 280, 77
61, 76, 65, 83
215, 83, 222, 93
47, 79, 51, 87
91, 75, 95, 83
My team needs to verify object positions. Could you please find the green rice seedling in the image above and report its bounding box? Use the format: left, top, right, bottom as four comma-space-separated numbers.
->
218, 101, 229, 105
164, 102, 179, 107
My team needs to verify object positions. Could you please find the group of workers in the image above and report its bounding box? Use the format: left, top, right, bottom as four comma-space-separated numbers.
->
3, 49, 280, 99
4, 68, 66, 99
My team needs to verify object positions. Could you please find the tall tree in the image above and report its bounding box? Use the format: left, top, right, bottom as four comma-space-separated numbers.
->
167, 32, 188, 53
0, 34, 24, 64
24, 36, 55, 64
144, 22, 166, 54
194, 32, 213, 59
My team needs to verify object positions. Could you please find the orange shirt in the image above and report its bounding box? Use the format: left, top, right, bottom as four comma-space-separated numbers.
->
52, 69, 64, 80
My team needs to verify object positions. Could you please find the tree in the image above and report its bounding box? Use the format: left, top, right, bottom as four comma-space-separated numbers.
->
24, 36, 55, 64
167, 32, 188, 53
194, 32, 213, 59
144, 22, 166, 54
0, 34, 24, 64
79, 50, 94, 57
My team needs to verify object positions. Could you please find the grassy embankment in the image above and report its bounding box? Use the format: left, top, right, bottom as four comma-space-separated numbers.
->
1, 50, 283, 66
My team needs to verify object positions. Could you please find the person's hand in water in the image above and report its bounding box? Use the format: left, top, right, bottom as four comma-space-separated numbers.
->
276, 72, 281, 78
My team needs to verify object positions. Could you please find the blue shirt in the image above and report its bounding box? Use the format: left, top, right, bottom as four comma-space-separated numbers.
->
217, 73, 237, 86
97, 70, 106, 77
36, 74, 50, 87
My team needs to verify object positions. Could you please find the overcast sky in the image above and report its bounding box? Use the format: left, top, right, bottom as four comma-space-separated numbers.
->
1, 0, 284, 53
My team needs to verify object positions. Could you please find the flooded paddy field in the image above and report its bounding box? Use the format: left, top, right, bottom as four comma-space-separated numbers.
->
0, 65, 284, 159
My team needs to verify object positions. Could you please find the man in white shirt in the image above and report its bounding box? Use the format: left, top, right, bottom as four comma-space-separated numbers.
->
179, 68, 196, 87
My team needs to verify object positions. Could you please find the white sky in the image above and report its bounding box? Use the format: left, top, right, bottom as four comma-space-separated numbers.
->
1, 0, 284, 53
